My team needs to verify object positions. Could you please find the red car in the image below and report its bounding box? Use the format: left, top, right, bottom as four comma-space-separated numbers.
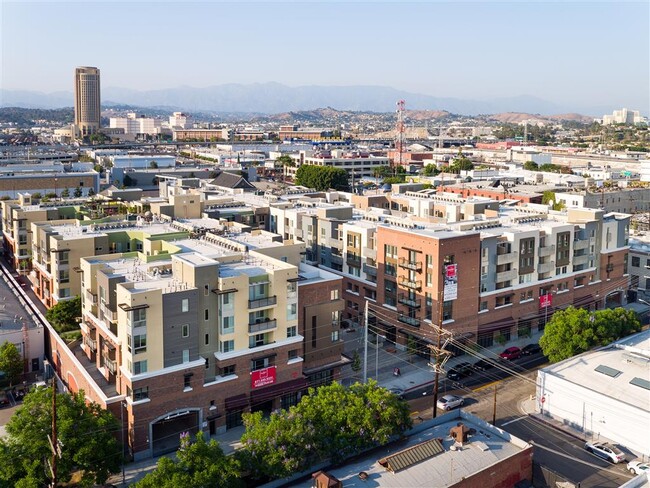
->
499, 347, 522, 360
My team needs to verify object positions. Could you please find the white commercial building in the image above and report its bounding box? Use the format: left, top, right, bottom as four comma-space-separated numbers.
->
168, 112, 191, 129
110, 155, 176, 169
536, 330, 650, 457
601, 108, 647, 126
109, 113, 162, 136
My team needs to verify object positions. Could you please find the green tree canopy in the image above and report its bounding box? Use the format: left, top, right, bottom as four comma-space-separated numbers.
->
237, 381, 411, 480
61, 188, 70, 198
275, 155, 295, 167
423, 164, 440, 176
523, 161, 539, 171
295, 165, 349, 191
0, 341, 23, 385
149, 161, 158, 169
74, 187, 83, 198
539, 306, 641, 363
0, 387, 121, 487
449, 156, 474, 173
45, 296, 81, 334
134, 432, 244, 488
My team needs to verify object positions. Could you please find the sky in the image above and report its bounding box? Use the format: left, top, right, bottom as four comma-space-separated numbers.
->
1, 0, 649, 111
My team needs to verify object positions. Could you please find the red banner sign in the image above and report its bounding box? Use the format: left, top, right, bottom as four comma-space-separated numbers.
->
251, 366, 277, 389
539, 294, 552, 308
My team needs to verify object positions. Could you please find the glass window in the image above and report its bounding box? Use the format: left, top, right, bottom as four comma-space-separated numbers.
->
287, 325, 297, 338
220, 340, 234, 353
181, 298, 189, 312
221, 316, 234, 334
133, 360, 147, 375
182, 324, 189, 338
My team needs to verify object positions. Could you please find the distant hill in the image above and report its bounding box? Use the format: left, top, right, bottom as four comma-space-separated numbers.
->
487, 112, 594, 124
0, 83, 609, 116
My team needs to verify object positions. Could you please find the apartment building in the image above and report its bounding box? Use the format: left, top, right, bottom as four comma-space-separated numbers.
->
629, 236, 650, 300
284, 149, 390, 182
555, 187, 650, 214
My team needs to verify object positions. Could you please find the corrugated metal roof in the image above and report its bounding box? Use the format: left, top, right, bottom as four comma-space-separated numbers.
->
379, 438, 444, 473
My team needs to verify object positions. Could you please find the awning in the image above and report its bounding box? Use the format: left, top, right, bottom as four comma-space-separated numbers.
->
225, 394, 248, 410
118, 303, 149, 312
250, 377, 308, 404
212, 288, 238, 295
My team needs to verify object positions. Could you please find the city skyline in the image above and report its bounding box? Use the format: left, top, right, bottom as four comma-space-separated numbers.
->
1, 1, 648, 113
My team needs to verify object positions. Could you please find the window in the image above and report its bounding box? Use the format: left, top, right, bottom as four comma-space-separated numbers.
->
249, 333, 266, 348
182, 324, 189, 338
132, 387, 149, 401
220, 340, 234, 353
221, 365, 235, 376
331, 330, 340, 342
184, 373, 192, 389
288, 349, 299, 360
479, 300, 488, 311
204, 309, 209, 321
330, 289, 339, 300
251, 357, 269, 371
385, 280, 397, 307
133, 334, 146, 354
133, 360, 147, 375
221, 316, 234, 334
181, 298, 189, 312
632, 256, 640, 267
131, 308, 146, 329
287, 302, 297, 321
182, 349, 190, 363
384, 244, 398, 259
287, 325, 297, 338
425, 292, 433, 321
59, 270, 69, 284
384, 262, 397, 276
204, 284, 209, 296
332, 310, 340, 325
442, 301, 453, 321
426, 254, 433, 268
222, 293, 232, 305
205, 333, 209, 345
520, 290, 533, 301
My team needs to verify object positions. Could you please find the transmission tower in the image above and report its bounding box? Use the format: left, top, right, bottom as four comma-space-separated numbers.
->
395, 100, 406, 171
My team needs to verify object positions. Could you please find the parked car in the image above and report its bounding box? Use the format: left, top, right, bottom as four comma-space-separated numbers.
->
584, 441, 626, 463
473, 359, 498, 371
388, 388, 405, 399
521, 343, 542, 355
499, 347, 522, 360
436, 394, 464, 411
628, 461, 650, 475
447, 362, 474, 381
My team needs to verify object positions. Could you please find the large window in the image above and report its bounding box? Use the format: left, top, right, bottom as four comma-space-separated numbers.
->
133, 334, 146, 354
221, 316, 234, 334
220, 340, 234, 353
130, 308, 146, 329
132, 360, 147, 375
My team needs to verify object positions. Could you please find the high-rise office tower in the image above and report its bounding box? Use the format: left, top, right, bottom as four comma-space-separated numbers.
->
74, 66, 101, 137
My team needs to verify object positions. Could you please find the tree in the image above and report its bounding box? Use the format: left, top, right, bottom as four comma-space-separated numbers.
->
149, 161, 159, 169
87, 187, 96, 197
295, 165, 348, 191
422, 164, 439, 176
539, 306, 641, 363
61, 188, 70, 198
0, 387, 121, 487
523, 161, 539, 171
74, 187, 83, 198
0, 341, 23, 386
134, 432, 244, 488
449, 156, 474, 173
45, 296, 81, 334
350, 350, 361, 373
238, 380, 411, 480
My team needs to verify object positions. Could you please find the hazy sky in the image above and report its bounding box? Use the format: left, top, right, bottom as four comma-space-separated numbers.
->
1, 1, 649, 110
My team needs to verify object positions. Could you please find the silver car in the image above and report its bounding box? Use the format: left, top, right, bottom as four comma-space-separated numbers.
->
436, 394, 464, 411
584, 441, 626, 463
628, 461, 650, 475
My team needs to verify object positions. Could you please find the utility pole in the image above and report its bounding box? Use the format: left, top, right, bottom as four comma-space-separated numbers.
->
492, 383, 498, 425
362, 299, 369, 383
429, 287, 452, 418
50, 377, 58, 488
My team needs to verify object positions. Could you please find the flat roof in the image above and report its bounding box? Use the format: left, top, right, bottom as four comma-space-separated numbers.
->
541, 329, 650, 411
289, 411, 530, 488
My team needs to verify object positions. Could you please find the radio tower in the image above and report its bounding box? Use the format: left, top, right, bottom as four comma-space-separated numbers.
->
395, 100, 406, 172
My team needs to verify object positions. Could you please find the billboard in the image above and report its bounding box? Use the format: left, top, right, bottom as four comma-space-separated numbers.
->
539, 293, 553, 308
443, 264, 458, 301
251, 366, 277, 389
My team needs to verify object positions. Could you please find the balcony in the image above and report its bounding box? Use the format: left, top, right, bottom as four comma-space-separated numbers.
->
573, 239, 589, 251
249, 296, 277, 309
346, 254, 362, 267
398, 277, 422, 290
101, 304, 117, 323
330, 254, 343, 265
398, 257, 422, 271
539, 245, 555, 257
328, 238, 342, 250
573, 254, 589, 266
496, 269, 518, 282
85, 289, 98, 304
496, 251, 518, 265
248, 319, 277, 334
104, 357, 117, 375
537, 262, 553, 274
398, 314, 420, 327
84, 336, 97, 352
398, 294, 421, 308
363, 263, 377, 277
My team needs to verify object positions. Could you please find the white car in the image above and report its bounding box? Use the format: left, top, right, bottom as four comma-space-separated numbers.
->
436, 394, 464, 411
628, 461, 650, 475
584, 441, 626, 463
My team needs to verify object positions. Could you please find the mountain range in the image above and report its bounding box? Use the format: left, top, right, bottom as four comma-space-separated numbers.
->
0, 82, 614, 116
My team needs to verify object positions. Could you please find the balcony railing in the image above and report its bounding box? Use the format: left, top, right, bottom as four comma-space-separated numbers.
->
248, 319, 277, 334
538, 245, 555, 257
398, 294, 421, 308
398, 314, 420, 327
346, 254, 362, 267
84, 337, 97, 352
104, 357, 117, 375
398, 257, 422, 271
398, 277, 422, 290
362, 263, 377, 276
249, 296, 277, 309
